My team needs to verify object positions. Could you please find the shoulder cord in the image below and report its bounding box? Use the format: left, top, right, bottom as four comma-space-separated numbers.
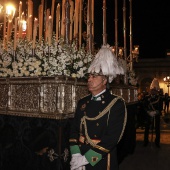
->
80, 96, 126, 147
149, 96, 160, 110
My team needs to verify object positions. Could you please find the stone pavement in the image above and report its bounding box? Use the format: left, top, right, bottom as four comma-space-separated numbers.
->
119, 113, 170, 170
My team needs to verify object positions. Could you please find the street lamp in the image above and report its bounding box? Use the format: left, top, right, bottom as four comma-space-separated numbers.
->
163, 76, 170, 95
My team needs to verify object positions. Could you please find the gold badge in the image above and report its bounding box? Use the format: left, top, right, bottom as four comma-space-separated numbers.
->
92, 157, 98, 162
80, 103, 86, 111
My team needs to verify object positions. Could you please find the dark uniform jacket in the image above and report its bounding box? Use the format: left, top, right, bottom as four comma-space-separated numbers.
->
69, 89, 127, 170
144, 94, 162, 113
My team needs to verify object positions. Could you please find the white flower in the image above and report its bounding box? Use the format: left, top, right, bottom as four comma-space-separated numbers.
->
71, 73, 77, 78
29, 66, 35, 71
24, 71, 30, 76
78, 61, 83, 67
18, 62, 23, 67
127, 69, 138, 86
0, 38, 94, 79
42, 72, 47, 76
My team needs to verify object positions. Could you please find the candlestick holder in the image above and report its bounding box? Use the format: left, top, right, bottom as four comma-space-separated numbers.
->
13, 50, 16, 62
48, 46, 51, 57
32, 48, 35, 56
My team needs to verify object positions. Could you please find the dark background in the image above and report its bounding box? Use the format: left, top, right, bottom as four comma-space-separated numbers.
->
1, 0, 170, 58
94, 0, 170, 59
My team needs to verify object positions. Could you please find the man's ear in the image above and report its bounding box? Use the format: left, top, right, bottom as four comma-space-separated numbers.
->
103, 77, 107, 85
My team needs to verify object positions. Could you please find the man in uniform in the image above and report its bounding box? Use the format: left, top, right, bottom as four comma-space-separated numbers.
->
143, 78, 162, 148
69, 45, 127, 170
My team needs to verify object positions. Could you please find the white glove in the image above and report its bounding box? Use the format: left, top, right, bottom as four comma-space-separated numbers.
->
76, 166, 86, 170
70, 154, 89, 170
147, 110, 156, 117
72, 153, 82, 157
70, 153, 82, 170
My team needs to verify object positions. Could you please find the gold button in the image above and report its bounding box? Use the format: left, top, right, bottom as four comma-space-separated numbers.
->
94, 135, 97, 137
102, 101, 105, 104
96, 123, 99, 126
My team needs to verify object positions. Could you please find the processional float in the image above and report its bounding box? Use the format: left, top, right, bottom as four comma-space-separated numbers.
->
0, 0, 138, 119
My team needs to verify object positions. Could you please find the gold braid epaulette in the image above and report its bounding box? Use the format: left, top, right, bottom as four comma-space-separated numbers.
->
80, 96, 127, 151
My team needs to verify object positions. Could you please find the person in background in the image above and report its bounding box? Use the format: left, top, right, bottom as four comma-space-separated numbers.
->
143, 78, 162, 148
164, 93, 170, 114
69, 45, 127, 170
136, 92, 146, 129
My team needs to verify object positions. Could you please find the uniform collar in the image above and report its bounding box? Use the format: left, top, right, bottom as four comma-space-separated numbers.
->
91, 89, 106, 101
93, 89, 106, 97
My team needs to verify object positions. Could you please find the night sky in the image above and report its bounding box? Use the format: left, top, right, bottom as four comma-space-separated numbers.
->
97, 0, 170, 59
3, 0, 170, 58
132, 1, 170, 58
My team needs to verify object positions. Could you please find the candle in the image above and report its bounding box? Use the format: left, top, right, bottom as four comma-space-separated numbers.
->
79, 0, 82, 47
28, 0, 33, 16
70, 1, 74, 41
14, 17, 18, 51
48, 16, 52, 46
30, 0, 33, 16
7, 21, 12, 42
19, 1, 22, 38
19, 1, 22, 18
33, 18, 38, 49
41, 0, 44, 39
3, 13, 6, 49
27, 0, 33, 40
61, 0, 65, 37
29, 15, 33, 40
92, 0, 94, 37
56, 3, 60, 42
51, 0, 55, 29
87, 0, 89, 38
74, 0, 79, 38
38, 4, 43, 40
45, 9, 50, 41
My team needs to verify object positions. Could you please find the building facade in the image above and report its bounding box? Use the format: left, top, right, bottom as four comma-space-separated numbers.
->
134, 57, 170, 94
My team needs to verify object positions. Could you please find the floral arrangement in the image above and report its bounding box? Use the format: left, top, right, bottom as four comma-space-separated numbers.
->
127, 69, 138, 86
0, 36, 93, 79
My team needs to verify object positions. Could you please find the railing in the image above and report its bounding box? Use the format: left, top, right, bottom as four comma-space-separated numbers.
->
0, 76, 138, 119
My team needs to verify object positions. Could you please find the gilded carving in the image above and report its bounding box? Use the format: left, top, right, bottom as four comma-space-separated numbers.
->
0, 76, 137, 119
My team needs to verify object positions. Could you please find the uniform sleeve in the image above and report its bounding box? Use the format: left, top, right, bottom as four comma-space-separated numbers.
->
83, 98, 127, 166
69, 100, 83, 155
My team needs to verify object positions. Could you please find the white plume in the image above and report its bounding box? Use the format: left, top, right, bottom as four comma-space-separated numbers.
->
150, 78, 160, 90
88, 45, 124, 83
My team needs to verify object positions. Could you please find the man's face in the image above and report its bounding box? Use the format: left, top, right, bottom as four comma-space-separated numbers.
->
87, 74, 107, 95
150, 89, 158, 95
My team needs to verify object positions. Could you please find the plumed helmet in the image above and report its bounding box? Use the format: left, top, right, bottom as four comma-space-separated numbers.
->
150, 78, 160, 91
88, 44, 124, 83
